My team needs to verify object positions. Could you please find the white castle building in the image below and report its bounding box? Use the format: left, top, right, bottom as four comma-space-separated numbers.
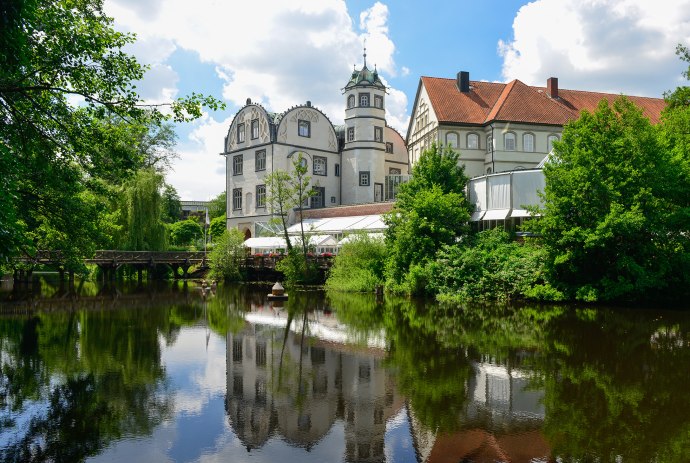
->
223, 51, 408, 239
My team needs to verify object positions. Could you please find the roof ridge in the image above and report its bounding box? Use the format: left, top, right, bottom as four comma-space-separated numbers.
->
484, 80, 517, 122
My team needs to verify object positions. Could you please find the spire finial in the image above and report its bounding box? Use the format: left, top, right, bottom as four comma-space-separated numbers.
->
363, 38, 367, 68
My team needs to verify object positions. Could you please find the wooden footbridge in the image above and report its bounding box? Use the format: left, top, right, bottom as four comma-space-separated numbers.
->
11, 250, 333, 282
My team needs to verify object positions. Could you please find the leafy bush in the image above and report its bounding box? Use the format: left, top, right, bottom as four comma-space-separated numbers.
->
430, 228, 548, 303
325, 233, 386, 292
276, 248, 318, 286
208, 229, 245, 281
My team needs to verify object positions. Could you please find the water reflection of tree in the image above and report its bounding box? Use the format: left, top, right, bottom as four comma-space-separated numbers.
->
535, 308, 690, 462
0, 304, 182, 462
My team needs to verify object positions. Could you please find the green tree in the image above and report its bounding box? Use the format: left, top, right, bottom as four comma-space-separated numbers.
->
168, 219, 202, 248
161, 184, 182, 223
536, 97, 690, 302
207, 191, 226, 220
265, 170, 296, 253
115, 169, 168, 251
0, 0, 223, 264
208, 229, 246, 281
384, 143, 471, 294
209, 216, 226, 242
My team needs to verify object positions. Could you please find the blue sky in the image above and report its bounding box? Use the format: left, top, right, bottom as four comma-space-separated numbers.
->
104, 0, 689, 200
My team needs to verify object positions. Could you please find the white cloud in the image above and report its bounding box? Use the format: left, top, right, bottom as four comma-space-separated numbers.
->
104, 0, 407, 199
499, 0, 690, 96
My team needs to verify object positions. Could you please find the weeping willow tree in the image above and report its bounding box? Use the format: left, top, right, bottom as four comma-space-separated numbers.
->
115, 168, 167, 251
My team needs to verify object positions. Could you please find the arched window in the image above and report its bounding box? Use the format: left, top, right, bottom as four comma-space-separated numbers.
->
486, 167, 492, 174
523, 133, 535, 152
467, 133, 479, 150
504, 132, 516, 151
446, 132, 458, 148
347, 94, 355, 109
547, 134, 560, 153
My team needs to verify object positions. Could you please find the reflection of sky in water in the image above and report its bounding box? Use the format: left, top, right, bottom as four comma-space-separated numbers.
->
385, 408, 417, 463
88, 324, 412, 462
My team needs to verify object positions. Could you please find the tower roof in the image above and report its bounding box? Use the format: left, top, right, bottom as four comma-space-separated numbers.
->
345, 45, 386, 89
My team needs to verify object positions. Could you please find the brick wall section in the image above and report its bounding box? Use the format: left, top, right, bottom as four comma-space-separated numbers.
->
300, 202, 394, 219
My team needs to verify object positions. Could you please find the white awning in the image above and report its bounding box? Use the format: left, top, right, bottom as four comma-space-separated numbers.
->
483, 209, 510, 220
338, 233, 384, 246
286, 214, 387, 235
470, 210, 485, 222
243, 237, 288, 249
510, 209, 530, 218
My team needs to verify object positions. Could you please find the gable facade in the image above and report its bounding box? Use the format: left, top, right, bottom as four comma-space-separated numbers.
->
223, 63, 408, 238
407, 72, 666, 178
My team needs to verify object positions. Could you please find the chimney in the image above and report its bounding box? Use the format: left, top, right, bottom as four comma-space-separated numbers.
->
306, 100, 312, 107
547, 77, 558, 98
457, 71, 470, 93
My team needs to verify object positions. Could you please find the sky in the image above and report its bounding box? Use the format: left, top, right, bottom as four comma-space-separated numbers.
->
103, 0, 690, 200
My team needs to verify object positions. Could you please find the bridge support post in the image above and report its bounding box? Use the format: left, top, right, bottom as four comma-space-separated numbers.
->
181, 265, 190, 279
171, 264, 180, 279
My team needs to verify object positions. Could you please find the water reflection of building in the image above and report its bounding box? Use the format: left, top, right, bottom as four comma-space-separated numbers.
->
412, 355, 550, 463
225, 308, 402, 462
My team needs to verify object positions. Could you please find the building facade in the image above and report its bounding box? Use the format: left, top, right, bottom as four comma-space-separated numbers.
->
407, 71, 666, 178
223, 55, 408, 238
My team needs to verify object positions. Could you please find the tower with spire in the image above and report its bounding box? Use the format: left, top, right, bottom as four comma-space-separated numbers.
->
341, 45, 388, 204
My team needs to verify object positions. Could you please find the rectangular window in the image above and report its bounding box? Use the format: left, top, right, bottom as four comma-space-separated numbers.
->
374, 126, 383, 142
389, 167, 401, 175
335, 163, 340, 177
233, 154, 243, 175
232, 188, 242, 210
347, 127, 355, 142
359, 171, 370, 186
310, 187, 325, 209
298, 120, 310, 137
359, 93, 369, 107
374, 95, 383, 109
385, 142, 394, 154
330, 196, 336, 204
255, 149, 266, 171
237, 123, 245, 143
313, 156, 327, 176
251, 119, 259, 139
256, 184, 266, 208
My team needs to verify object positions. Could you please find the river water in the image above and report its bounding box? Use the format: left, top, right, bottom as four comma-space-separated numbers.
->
1, 278, 689, 463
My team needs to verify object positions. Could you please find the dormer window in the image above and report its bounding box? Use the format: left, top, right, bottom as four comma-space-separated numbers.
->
298, 120, 310, 138
359, 93, 369, 107
347, 95, 355, 108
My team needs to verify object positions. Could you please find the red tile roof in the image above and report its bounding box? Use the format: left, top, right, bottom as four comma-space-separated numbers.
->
421, 76, 666, 126
300, 202, 394, 219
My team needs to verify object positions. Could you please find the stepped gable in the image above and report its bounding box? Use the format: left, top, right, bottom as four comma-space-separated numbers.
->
422, 76, 666, 126
301, 202, 394, 219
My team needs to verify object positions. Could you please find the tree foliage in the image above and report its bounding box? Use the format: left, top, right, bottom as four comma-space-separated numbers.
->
161, 184, 182, 224
115, 169, 167, 251
430, 228, 550, 302
325, 233, 386, 292
0, 0, 223, 264
168, 219, 202, 248
535, 97, 690, 302
208, 229, 246, 282
384, 143, 471, 293
207, 191, 226, 220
